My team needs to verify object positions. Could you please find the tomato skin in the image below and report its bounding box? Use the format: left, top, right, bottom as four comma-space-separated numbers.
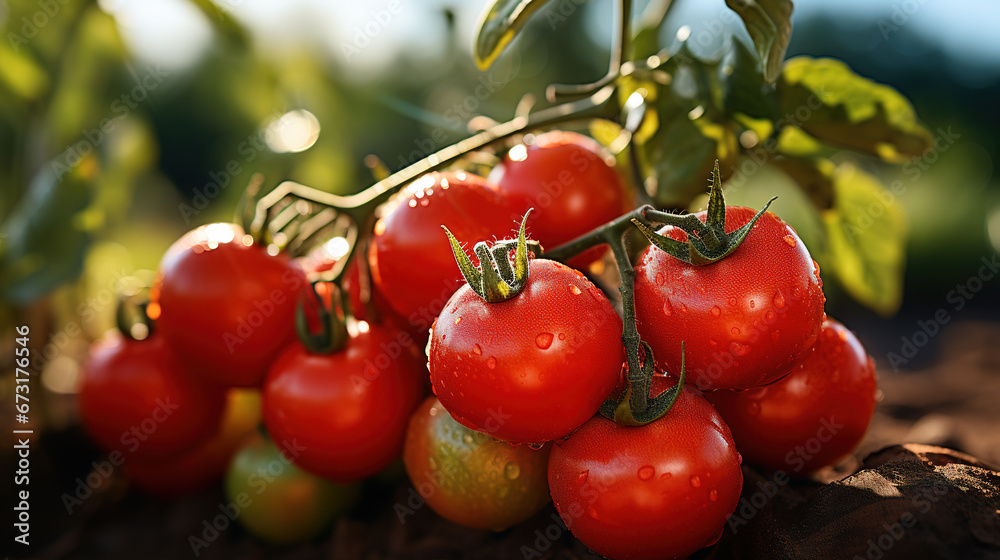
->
429, 258, 623, 444
403, 397, 551, 530
225, 435, 359, 545
123, 389, 261, 496
706, 319, 879, 474
262, 324, 425, 482
368, 171, 519, 332
489, 131, 628, 257
79, 333, 224, 457
156, 223, 306, 388
633, 207, 826, 391
547, 381, 743, 560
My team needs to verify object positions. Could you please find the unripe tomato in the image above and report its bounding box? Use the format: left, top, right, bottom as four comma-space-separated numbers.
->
633, 207, 826, 390
429, 259, 623, 444
155, 223, 306, 387
368, 171, 519, 332
262, 323, 425, 482
79, 332, 224, 457
548, 380, 743, 560
403, 397, 551, 531
489, 130, 628, 264
706, 319, 879, 474
225, 435, 359, 545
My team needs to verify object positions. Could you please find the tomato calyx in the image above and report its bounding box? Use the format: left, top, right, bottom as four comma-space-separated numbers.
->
443, 210, 541, 303
295, 281, 349, 354
116, 284, 156, 342
631, 160, 777, 266
601, 342, 687, 426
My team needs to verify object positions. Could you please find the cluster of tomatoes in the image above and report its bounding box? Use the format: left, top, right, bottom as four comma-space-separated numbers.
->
78, 130, 879, 558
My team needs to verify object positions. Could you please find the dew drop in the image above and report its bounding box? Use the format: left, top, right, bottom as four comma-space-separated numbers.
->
765, 310, 776, 322
746, 401, 761, 416
454, 316, 463, 325
710, 306, 721, 317
737, 452, 743, 464
730, 327, 741, 335
660, 472, 672, 480
487, 357, 497, 369
749, 300, 756, 309
472, 344, 482, 355
709, 489, 719, 501
783, 235, 797, 248
689, 475, 701, 488
419, 198, 429, 206
407, 199, 417, 208
578, 470, 589, 484
655, 272, 665, 286
773, 290, 786, 308
730, 341, 750, 356
663, 299, 673, 316
728, 297, 737, 306
558, 333, 566, 340
504, 463, 521, 480
709, 339, 717, 347
874, 389, 885, 402
450, 307, 457, 314
678, 302, 688, 313
535, 333, 554, 349
638, 465, 655, 481
587, 506, 600, 520
568, 284, 582, 295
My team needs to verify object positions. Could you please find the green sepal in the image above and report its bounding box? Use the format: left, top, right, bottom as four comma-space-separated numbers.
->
634, 161, 776, 265
295, 281, 348, 354
600, 342, 687, 426
442, 210, 535, 303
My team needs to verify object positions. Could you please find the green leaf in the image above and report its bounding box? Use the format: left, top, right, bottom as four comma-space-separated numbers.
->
822, 163, 906, 315
723, 39, 779, 121
777, 57, 933, 162
473, 0, 552, 70
725, 0, 793, 83
0, 43, 50, 101
0, 156, 101, 303
188, 0, 251, 49
770, 154, 835, 209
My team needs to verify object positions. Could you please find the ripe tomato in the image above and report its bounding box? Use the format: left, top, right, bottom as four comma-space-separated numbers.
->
429, 259, 623, 444
79, 332, 224, 457
633, 206, 826, 391
225, 435, 359, 545
368, 171, 519, 332
123, 389, 261, 496
155, 222, 306, 388
403, 397, 551, 531
262, 323, 425, 482
706, 319, 879, 474
547, 379, 743, 560
489, 130, 628, 262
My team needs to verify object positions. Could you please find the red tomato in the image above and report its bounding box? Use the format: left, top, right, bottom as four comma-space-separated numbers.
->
429, 259, 623, 444
403, 397, 551, 531
123, 389, 261, 495
706, 319, 879, 474
368, 171, 519, 333
633, 207, 826, 390
155, 223, 306, 387
488, 130, 628, 260
262, 323, 425, 482
79, 332, 224, 457
548, 379, 743, 560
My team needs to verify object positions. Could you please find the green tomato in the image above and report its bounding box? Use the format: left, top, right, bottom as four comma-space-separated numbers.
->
403, 397, 551, 531
225, 435, 359, 544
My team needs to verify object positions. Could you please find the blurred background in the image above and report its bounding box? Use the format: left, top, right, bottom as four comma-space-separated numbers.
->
1, 0, 998, 556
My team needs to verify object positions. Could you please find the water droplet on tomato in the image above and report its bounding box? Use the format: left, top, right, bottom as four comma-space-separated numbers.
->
678, 302, 688, 313
655, 272, 665, 286
407, 199, 417, 208
773, 290, 786, 308
689, 475, 701, 488
578, 470, 589, 484
535, 333, 554, 349
737, 452, 743, 464
504, 463, 521, 480
454, 316, 463, 325
527, 442, 544, 450
568, 284, 582, 295
749, 300, 756, 309
587, 506, 600, 520
709, 489, 719, 501
472, 344, 482, 355
765, 310, 776, 322
663, 299, 673, 316
660, 472, 672, 480
728, 297, 737, 306
487, 357, 497, 369
746, 401, 761, 416
711, 306, 721, 316
638, 465, 655, 481
730, 341, 750, 356
783, 235, 797, 247
875, 389, 885, 402
730, 327, 741, 335
558, 333, 566, 340
419, 198, 429, 206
